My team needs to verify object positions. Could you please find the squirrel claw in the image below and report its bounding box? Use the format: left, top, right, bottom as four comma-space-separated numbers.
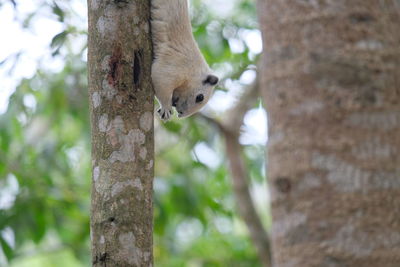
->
157, 107, 173, 121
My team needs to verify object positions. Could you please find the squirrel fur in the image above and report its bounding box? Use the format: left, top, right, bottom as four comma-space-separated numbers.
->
151, 0, 219, 121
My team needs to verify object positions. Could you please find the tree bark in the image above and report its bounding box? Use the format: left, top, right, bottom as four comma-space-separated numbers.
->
258, 0, 400, 266
88, 0, 154, 266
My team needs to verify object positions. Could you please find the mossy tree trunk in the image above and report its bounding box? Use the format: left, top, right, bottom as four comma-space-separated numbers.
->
258, 0, 400, 266
88, 0, 154, 266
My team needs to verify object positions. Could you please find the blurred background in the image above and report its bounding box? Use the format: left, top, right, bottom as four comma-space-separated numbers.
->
0, 0, 269, 266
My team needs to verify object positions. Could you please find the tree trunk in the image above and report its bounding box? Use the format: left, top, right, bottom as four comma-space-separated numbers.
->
258, 0, 400, 266
88, 0, 154, 266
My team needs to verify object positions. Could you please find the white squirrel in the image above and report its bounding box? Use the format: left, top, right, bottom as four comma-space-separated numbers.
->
151, 0, 219, 121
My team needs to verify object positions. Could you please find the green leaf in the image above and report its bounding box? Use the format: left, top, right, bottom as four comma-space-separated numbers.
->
22, 12, 35, 28
34, 213, 46, 243
50, 30, 68, 49
163, 121, 182, 133
0, 235, 13, 261
52, 1, 65, 22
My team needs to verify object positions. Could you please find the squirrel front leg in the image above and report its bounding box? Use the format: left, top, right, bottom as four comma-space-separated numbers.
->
152, 61, 176, 121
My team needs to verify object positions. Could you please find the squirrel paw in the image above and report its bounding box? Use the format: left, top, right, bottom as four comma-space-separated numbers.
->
157, 107, 173, 121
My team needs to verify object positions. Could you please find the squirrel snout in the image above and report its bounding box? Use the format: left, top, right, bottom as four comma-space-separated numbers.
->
172, 96, 179, 107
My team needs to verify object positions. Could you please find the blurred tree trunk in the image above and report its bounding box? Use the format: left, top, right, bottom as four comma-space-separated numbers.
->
88, 0, 154, 266
258, 0, 400, 266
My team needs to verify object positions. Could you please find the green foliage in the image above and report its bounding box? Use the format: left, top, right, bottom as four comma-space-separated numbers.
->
0, 0, 267, 266
0, 52, 91, 264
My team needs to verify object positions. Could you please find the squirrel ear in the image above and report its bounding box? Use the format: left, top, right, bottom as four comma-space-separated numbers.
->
203, 75, 219, 86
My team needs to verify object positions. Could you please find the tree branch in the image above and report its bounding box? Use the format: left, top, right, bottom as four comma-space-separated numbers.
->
200, 80, 272, 267
223, 79, 260, 133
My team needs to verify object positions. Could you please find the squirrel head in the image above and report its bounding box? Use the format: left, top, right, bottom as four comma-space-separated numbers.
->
172, 73, 219, 118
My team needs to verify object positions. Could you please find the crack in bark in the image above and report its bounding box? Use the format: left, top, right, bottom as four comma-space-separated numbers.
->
93, 252, 108, 266
114, 0, 129, 8
348, 12, 375, 23
133, 49, 143, 88
108, 45, 122, 87
274, 177, 292, 194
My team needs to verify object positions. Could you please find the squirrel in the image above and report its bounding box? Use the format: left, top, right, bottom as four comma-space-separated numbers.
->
151, 0, 219, 121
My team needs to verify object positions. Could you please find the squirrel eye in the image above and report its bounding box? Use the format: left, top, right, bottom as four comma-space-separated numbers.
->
203, 75, 219, 86
196, 94, 204, 103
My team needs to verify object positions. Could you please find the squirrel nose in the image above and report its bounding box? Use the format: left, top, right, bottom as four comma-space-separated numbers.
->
172, 96, 179, 107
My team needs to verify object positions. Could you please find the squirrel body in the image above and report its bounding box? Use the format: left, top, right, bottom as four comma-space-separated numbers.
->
151, 0, 218, 121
